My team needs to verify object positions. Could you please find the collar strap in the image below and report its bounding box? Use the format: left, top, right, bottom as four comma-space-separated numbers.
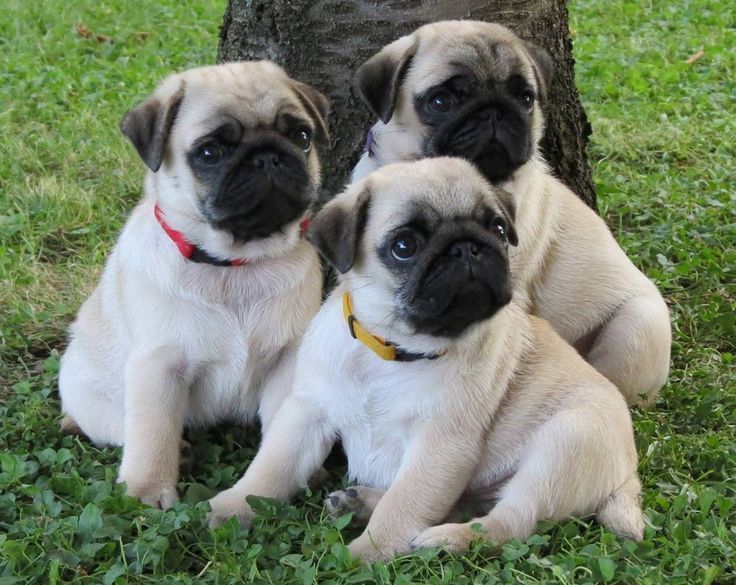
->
154, 204, 310, 267
342, 293, 444, 362
364, 128, 376, 158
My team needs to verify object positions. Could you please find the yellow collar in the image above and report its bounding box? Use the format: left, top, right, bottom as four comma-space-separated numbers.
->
342, 293, 445, 362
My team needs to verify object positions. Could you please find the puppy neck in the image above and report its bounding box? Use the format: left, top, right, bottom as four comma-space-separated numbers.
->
501, 153, 549, 195
145, 172, 308, 264
338, 277, 524, 362
354, 120, 425, 177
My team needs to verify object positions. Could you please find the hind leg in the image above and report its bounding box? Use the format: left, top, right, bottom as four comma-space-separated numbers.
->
59, 347, 124, 446
414, 408, 642, 552
412, 478, 542, 553
587, 294, 671, 406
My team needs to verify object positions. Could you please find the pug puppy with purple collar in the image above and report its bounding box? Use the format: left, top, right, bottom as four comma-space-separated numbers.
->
352, 21, 671, 406
59, 62, 328, 508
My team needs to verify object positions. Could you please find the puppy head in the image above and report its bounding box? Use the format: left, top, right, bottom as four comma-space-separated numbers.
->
355, 21, 553, 182
308, 157, 517, 340
121, 61, 329, 248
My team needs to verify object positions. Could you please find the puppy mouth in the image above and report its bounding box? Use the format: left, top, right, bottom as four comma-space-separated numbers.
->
427, 100, 532, 182
404, 243, 512, 338
204, 144, 312, 242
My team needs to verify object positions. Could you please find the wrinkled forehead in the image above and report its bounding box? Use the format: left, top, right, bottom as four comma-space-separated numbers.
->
407, 28, 535, 94
171, 70, 305, 145
368, 168, 499, 231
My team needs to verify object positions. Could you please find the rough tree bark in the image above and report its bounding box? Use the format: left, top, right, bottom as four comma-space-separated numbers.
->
218, 0, 596, 209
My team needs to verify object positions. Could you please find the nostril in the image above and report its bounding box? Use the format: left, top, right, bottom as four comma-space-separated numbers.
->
251, 150, 281, 170
449, 241, 480, 259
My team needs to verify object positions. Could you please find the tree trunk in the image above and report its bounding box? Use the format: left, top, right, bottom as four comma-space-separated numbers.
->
218, 0, 596, 209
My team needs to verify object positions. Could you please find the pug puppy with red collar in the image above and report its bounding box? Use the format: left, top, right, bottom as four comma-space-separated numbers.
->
59, 62, 328, 508
203, 158, 644, 559
352, 21, 671, 406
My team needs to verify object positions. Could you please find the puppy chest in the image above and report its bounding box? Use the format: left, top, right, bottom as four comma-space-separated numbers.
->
341, 414, 417, 488
335, 381, 432, 488
186, 327, 285, 423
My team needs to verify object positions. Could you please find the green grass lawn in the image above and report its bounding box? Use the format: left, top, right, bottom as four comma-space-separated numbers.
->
1, 0, 734, 582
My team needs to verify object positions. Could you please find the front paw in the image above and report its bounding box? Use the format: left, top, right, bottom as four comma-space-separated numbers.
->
119, 473, 179, 509
207, 488, 256, 529
348, 534, 387, 563
348, 532, 411, 563
412, 522, 475, 553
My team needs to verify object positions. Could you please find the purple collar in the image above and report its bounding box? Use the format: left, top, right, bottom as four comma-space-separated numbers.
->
364, 128, 375, 158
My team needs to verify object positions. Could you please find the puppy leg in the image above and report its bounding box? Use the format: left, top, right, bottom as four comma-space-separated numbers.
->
596, 475, 644, 541
118, 346, 190, 509
414, 408, 642, 552
347, 423, 484, 562
257, 342, 300, 432
324, 486, 386, 522
207, 394, 334, 528
59, 346, 124, 446
256, 342, 330, 488
587, 294, 671, 405
413, 484, 541, 553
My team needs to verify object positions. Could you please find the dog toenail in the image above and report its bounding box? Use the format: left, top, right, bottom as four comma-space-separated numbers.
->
345, 488, 358, 498
329, 495, 340, 507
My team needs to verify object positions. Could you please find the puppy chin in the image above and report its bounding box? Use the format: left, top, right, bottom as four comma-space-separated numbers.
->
428, 127, 531, 183
203, 216, 307, 263
407, 281, 512, 339
343, 277, 452, 357
156, 195, 307, 263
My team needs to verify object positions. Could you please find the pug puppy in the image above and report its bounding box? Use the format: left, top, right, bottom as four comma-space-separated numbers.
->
351, 21, 671, 405
205, 158, 644, 562
58, 62, 328, 508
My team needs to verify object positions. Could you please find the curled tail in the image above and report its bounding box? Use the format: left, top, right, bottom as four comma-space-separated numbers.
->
596, 475, 644, 541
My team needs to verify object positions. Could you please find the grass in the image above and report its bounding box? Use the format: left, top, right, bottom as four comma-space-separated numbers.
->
0, 0, 733, 582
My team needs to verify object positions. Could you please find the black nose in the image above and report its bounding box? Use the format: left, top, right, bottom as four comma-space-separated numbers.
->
251, 149, 282, 170
478, 106, 503, 121
449, 240, 480, 261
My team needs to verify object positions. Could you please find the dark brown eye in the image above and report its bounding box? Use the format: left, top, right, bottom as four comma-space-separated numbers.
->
518, 90, 535, 111
195, 143, 224, 166
427, 90, 454, 113
491, 218, 507, 241
391, 233, 419, 260
292, 128, 312, 152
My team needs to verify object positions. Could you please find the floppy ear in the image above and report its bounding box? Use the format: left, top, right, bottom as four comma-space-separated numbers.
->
523, 42, 555, 99
354, 34, 417, 124
291, 80, 331, 146
495, 188, 519, 246
306, 187, 371, 273
120, 81, 185, 172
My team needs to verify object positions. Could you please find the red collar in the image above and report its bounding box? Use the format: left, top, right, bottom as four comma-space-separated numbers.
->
154, 204, 310, 267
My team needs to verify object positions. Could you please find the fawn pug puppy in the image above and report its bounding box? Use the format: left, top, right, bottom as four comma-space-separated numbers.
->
205, 158, 644, 562
352, 20, 671, 405
59, 62, 329, 508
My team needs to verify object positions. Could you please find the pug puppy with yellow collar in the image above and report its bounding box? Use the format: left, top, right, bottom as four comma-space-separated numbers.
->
59, 62, 328, 509
205, 158, 644, 561
352, 21, 671, 406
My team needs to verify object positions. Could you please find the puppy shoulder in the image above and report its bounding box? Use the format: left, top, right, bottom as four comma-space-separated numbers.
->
299, 290, 353, 372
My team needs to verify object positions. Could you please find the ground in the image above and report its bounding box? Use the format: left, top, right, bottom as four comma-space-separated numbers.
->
0, 0, 733, 583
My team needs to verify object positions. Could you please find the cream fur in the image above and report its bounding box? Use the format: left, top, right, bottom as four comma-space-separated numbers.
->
58, 62, 323, 508
351, 21, 671, 405
205, 159, 644, 562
